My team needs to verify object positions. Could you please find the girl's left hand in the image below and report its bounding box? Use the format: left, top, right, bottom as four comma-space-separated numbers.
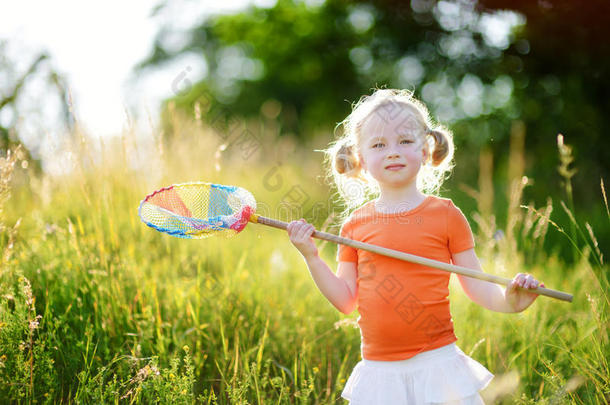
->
505, 273, 545, 312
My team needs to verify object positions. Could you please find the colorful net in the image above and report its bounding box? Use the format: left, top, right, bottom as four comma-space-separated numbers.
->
138, 182, 257, 239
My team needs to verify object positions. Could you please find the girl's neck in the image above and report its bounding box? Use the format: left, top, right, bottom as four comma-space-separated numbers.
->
375, 183, 427, 213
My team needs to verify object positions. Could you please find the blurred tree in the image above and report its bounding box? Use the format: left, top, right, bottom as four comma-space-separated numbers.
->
0, 40, 72, 167
138, 0, 512, 137
139, 0, 362, 136
474, 0, 610, 198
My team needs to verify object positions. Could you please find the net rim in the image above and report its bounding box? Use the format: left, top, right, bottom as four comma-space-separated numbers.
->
138, 181, 256, 238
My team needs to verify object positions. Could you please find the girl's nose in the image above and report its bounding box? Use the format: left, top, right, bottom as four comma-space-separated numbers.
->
385, 148, 400, 159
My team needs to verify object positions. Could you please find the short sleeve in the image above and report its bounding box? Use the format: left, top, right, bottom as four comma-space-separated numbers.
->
447, 201, 475, 254
337, 219, 358, 262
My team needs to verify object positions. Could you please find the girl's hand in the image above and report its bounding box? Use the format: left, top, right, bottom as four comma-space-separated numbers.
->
287, 219, 319, 259
505, 273, 545, 312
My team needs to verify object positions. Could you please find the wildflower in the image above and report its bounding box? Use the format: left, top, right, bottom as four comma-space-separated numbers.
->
132, 365, 157, 383
151, 365, 160, 376
29, 315, 42, 331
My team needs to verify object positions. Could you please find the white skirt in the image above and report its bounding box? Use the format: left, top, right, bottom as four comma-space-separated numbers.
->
341, 343, 493, 405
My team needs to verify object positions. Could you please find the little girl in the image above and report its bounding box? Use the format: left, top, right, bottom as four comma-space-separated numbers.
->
286, 89, 545, 405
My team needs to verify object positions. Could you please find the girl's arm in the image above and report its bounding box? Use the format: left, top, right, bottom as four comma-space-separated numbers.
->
287, 219, 358, 314
453, 248, 544, 313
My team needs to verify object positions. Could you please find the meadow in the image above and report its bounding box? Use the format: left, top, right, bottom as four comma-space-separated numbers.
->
0, 114, 608, 404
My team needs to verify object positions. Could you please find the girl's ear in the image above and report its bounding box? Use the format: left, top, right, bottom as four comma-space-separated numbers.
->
358, 151, 367, 171
421, 144, 430, 164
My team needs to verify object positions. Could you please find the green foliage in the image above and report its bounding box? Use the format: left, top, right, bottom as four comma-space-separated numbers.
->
75, 350, 197, 403
0, 117, 608, 403
0, 276, 58, 401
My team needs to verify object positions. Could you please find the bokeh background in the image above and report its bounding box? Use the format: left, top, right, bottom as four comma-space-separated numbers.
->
1, 0, 608, 403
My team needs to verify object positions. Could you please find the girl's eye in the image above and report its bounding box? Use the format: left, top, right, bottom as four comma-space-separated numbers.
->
400, 139, 413, 144
372, 143, 384, 148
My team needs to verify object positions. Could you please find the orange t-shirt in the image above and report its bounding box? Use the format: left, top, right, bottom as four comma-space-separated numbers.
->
337, 195, 475, 361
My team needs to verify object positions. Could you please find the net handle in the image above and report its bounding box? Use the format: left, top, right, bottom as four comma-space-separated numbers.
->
250, 214, 573, 303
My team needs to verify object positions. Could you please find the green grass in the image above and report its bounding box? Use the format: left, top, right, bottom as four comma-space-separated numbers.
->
0, 121, 608, 404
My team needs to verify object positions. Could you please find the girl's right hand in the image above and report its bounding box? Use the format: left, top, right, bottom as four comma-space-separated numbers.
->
287, 219, 319, 259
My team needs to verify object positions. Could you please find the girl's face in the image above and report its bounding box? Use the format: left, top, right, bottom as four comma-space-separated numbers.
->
358, 106, 428, 190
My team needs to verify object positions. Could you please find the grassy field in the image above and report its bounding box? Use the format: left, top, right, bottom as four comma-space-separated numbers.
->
0, 117, 608, 404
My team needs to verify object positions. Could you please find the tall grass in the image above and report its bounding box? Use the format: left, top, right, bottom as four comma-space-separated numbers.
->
0, 114, 607, 403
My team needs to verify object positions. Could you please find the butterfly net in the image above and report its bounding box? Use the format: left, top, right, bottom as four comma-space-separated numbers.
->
138, 182, 257, 239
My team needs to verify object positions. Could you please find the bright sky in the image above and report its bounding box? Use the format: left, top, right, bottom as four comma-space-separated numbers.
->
0, 0, 256, 140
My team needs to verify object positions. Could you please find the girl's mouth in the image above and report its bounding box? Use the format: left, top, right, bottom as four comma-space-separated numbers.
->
385, 164, 405, 171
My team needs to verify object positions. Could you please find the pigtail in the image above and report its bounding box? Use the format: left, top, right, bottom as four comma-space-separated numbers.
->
335, 142, 358, 175
427, 129, 453, 167
324, 135, 377, 216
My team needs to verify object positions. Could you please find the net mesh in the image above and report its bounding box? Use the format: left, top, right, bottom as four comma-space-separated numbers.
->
138, 182, 257, 239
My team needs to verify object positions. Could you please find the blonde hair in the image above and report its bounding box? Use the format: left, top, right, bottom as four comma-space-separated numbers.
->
324, 88, 454, 213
